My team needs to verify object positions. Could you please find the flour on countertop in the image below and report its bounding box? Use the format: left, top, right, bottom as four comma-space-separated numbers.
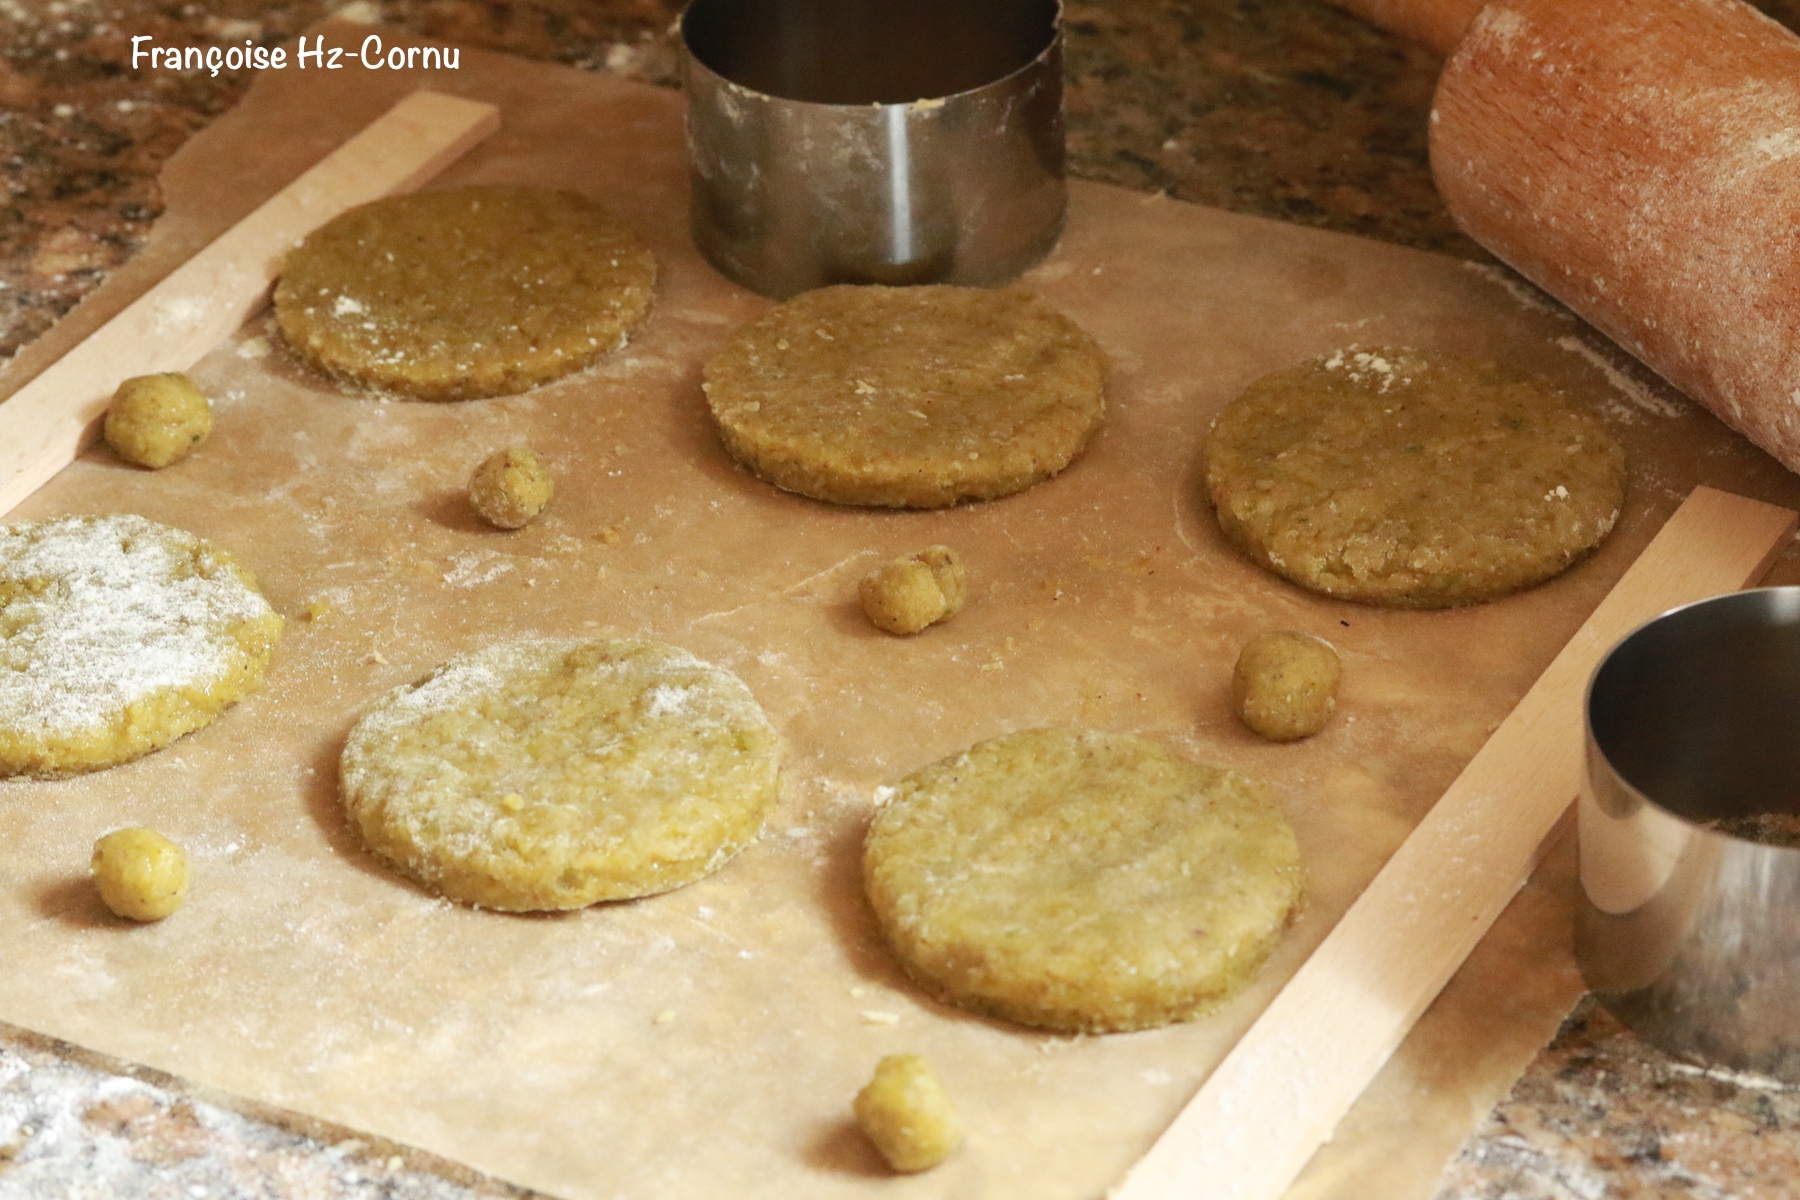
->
0, 1042, 518, 1199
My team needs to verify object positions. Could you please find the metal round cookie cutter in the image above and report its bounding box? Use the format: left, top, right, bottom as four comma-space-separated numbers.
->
1578, 587, 1800, 1082
680, 0, 1066, 298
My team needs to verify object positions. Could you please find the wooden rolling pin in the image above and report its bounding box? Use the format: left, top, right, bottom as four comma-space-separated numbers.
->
1333, 0, 1800, 476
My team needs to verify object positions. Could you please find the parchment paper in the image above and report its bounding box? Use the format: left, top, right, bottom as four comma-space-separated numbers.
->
6, 23, 1800, 1200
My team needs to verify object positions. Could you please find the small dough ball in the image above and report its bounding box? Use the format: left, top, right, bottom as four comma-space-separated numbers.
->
861, 546, 966, 635
1232, 631, 1341, 741
470, 447, 554, 529
103, 373, 212, 469
91, 828, 189, 921
853, 1054, 962, 1173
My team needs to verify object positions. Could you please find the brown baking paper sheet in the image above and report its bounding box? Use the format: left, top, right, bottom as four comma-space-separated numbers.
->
7, 24, 1800, 1200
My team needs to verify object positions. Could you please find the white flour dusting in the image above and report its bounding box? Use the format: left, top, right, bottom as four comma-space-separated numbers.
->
439, 553, 515, 589
1555, 336, 1685, 417
1459, 260, 1566, 316
0, 514, 276, 736
644, 684, 695, 717
1321, 347, 1410, 392
151, 295, 207, 334
0, 1042, 511, 1198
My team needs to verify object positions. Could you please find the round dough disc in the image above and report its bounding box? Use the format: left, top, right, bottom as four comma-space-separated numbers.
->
0, 513, 283, 778
702, 285, 1106, 508
863, 728, 1303, 1033
339, 638, 781, 911
274, 185, 656, 401
1203, 347, 1625, 608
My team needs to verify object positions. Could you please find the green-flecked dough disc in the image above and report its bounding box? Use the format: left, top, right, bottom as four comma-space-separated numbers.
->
0, 513, 283, 779
1204, 347, 1625, 608
339, 638, 780, 911
863, 727, 1303, 1033
703, 285, 1106, 508
274, 185, 655, 401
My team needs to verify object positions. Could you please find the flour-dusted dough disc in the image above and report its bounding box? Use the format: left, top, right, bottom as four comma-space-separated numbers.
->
1204, 347, 1625, 608
339, 638, 781, 911
863, 728, 1303, 1033
0, 513, 283, 779
702, 285, 1106, 508
274, 185, 656, 401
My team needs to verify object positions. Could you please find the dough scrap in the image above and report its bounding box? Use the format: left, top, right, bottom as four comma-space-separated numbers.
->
339, 638, 781, 911
860, 546, 966, 635
274, 185, 655, 401
1232, 631, 1340, 741
853, 1054, 962, 1173
702, 285, 1106, 508
104, 372, 212, 469
863, 728, 1303, 1033
1204, 347, 1625, 608
469, 446, 554, 530
92, 827, 190, 921
0, 513, 283, 779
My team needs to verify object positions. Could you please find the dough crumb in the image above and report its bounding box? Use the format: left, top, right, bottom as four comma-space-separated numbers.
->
853, 1054, 962, 1173
103, 372, 212, 469
1232, 631, 1341, 741
91, 828, 189, 921
860, 546, 966, 635
470, 447, 554, 530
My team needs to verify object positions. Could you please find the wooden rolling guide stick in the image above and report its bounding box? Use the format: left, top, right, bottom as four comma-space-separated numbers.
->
1114, 486, 1796, 1200
1332, 0, 1800, 478
0, 89, 499, 519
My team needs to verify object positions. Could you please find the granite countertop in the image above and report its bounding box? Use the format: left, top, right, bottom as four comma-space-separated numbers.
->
5, 1, 1800, 1197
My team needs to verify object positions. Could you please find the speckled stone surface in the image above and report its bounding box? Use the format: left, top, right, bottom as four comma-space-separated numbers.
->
6, 1, 1800, 1197
1435, 995, 1800, 1200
